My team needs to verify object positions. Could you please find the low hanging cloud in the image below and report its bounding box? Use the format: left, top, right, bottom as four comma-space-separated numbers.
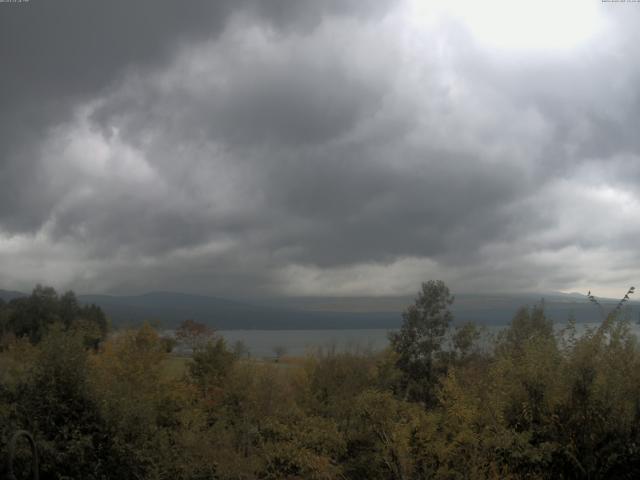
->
1, 0, 640, 298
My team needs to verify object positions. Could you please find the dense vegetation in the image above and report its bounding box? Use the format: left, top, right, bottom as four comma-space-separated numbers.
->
2, 282, 640, 479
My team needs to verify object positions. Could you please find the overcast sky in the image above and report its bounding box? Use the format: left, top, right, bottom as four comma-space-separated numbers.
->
1, 0, 640, 298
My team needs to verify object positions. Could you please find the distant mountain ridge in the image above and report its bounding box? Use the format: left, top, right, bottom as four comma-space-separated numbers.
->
78, 291, 398, 330
2, 288, 637, 329
0, 289, 26, 302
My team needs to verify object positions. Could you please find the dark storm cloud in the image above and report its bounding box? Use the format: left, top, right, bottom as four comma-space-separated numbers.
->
90, 49, 386, 148
259, 146, 527, 267
0, 0, 392, 232
0, 0, 391, 111
0, 0, 232, 232
2, 0, 640, 296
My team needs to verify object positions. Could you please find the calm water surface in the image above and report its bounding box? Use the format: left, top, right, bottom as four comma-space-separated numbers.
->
217, 322, 640, 358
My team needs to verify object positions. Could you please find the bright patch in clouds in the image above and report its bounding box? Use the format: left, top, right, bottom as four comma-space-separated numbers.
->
410, 0, 604, 51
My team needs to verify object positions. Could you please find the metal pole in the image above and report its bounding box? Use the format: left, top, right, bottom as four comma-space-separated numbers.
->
5, 430, 38, 480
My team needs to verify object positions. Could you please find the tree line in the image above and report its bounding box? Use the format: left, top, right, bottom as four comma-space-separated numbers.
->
0, 285, 108, 347
1, 281, 640, 479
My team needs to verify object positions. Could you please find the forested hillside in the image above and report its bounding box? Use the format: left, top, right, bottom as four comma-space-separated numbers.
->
1, 282, 640, 479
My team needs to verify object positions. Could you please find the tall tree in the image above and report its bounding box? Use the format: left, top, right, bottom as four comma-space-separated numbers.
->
189, 338, 236, 399
8, 285, 60, 343
389, 280, 454, 406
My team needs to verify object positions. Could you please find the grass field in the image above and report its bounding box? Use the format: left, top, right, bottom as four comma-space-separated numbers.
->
160, 355, 190, 380
160, 353, 305, 381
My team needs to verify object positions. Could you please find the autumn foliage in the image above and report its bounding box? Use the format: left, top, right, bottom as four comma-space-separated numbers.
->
2, 283, 640, 479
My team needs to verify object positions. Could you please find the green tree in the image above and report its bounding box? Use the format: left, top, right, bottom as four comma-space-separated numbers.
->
189, 338, 236, 399
59, 290, 80, 329
343, 389, 424, 480
0, 298, 9, 345
13, 325, 112, 479
452, 321, 482, 361
88, 323, 181, 479
497, 303, 553, 356
4, 286, 108, 346
389, 280, 454, 405
8, 285, 60, 343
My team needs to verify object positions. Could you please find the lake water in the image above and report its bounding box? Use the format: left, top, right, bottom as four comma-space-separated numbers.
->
217, 321, 640, 359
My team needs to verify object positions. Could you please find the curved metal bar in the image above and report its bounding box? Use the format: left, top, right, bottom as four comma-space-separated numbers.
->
5, 430, 39, 480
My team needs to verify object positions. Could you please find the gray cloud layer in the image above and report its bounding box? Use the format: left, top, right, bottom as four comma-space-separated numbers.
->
1, 0, 640, 297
